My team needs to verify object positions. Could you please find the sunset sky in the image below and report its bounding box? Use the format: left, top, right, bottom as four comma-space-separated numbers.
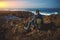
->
0, 0, 60, 8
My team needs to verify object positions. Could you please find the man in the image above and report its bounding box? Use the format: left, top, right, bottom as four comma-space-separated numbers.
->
34, 9, 43, 30
24, 9, 43, 35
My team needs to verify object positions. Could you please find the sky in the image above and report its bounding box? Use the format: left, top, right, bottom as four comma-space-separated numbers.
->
0, 0, 60, 8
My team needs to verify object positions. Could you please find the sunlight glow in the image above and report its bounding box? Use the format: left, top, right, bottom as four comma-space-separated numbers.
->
0, 2, 8, 8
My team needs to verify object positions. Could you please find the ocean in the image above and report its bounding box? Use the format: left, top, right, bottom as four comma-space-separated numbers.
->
10, 8, 60, 15
0, 8, 60, 15
24, 8, 60, 15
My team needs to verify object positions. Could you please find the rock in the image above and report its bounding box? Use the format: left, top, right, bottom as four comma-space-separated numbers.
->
0, 11, 60, 40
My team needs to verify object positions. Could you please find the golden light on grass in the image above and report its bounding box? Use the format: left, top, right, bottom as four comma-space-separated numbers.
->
0, 2, 8, 8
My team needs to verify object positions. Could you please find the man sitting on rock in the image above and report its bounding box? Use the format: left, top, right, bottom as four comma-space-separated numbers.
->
24, 9, 43, 35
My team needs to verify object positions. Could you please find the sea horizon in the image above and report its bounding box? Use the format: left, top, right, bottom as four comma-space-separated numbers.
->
0, 8, 60, 15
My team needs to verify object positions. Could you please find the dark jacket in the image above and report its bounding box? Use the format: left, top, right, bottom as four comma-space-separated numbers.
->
24, 13, 43, 30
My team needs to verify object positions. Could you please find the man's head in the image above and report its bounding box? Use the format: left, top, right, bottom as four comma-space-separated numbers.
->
36, 9, 40, 14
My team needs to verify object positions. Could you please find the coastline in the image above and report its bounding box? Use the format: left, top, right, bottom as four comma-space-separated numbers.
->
0, 11, 60, 40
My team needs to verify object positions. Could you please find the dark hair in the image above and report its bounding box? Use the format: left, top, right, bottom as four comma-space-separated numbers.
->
36, 9, 39, 13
